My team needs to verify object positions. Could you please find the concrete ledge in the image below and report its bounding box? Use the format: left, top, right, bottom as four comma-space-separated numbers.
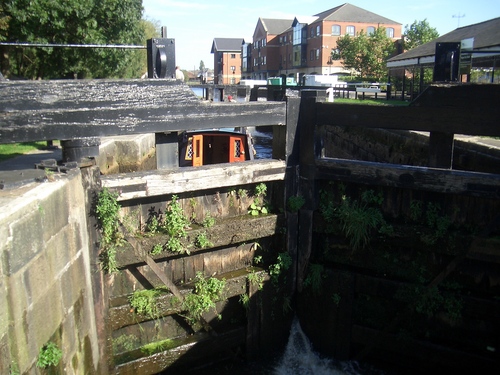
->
98, 134, 156, 174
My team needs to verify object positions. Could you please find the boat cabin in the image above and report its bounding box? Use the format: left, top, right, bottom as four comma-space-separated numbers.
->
179, 129, 254, 167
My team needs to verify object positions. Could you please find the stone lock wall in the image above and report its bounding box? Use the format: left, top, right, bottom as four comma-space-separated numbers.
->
0, 171, 100, 374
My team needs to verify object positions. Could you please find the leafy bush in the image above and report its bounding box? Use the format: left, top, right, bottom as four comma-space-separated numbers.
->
36, 342, 62, 369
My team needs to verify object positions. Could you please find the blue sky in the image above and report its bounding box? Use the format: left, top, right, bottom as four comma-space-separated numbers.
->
142, 0, 500, 71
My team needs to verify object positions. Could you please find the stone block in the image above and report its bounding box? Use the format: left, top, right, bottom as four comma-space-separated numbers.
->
6, 209, 44, 276
60, 253, 85, 314
40, 183, 70, 244
29, 281, 63, 352
23, 251, 53, 308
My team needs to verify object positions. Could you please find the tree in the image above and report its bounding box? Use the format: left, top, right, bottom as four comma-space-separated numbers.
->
199, 60, 205, 72
2, 0, 146, 79
403, 19, 439, 51
332, 27, 395, 81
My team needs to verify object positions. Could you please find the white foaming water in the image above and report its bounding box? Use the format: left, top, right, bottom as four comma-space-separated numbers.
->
274, 319, 370, 375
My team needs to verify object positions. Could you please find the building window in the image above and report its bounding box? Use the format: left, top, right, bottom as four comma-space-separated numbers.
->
332, 25, 341, 35
310, 27, 315, 37
310, 50, 314, 61
262, 38, 266, 46
316, 25, 320, 36
346, 25, 355, 36
315, 49, 320, 60
230, 53, 236, 59
386, 27, 395, 38
367, 26, 375, 35
279, 36, 283, 44
263, 56, 266, 65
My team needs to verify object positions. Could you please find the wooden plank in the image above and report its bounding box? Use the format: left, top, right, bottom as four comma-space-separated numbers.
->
0, 79, 286, 143
144, 255, 183, 301
109, 270, 257, 330
102, 159, 286, 201
113, 328, 246, 375
316, 83, 500, 137
315, 157, 500, 198
115, 215, 283, 268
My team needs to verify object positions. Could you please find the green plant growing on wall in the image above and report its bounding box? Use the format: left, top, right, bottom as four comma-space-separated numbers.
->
248, 270, 265, 290
287, 195, 305, 213
96, 187, 124, 273
303, 263, 325, 294
162, 195, 190, 254
113, 334, 139, 353
249, 197, 269, 216
195, 231, 213, 249
237, 188, 248, 199
239, 293, 250, 310
253, 255, 263, 265
319, 188, 337, 225
421, 202, 452, 245
129, 287, 169, 320
409, 200, 423, 222
182, 272, 226, 324
151, 243, 164, 255
254, 183, 267, 197
202, 212, 216, 228
269, 252, 292, 286
9, 362, 20, 375
395, 283, 463, 321
141, 338, 176, 356
248, 183, 270, 216
36, 341, 62, 369
336, 194, 385, 250
146, 213, 161, 234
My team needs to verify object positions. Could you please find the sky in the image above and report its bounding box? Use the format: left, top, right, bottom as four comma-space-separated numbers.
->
142, 0, 500, 71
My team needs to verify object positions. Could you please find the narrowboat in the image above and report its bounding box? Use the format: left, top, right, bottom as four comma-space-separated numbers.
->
179, 128, 255, 167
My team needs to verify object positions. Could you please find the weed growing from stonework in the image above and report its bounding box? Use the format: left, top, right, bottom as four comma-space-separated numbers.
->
182, 272, 226, 324
195, 231, 213, 249
320, 187, 392, 250
269, 252, 292, 286
163, 196, 190, 252
36, 341, 62, 369
255, 182, 267, 197
287, 195, 305, 213
113, 334, 139, 353
151, 243, 164, 255
248, 270, 265, 290
141, 338, 176, 356
129, 287, 169, 320
303, 263, 325, 294
202, 212, 216, 228
96, 187, 124, 273
239, 293, 250, 309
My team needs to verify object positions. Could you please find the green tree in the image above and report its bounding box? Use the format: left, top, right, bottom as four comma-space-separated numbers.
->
332, 27, 395, 81
2, 0, 146, 79
199, 60, 205, 72
403, 19, 439, 51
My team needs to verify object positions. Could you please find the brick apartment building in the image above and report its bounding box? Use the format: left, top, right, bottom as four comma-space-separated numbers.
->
211, 38, 244, 84
242, 3, 402, 82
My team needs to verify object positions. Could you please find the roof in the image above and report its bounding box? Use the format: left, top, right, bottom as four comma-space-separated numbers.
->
260, 18, 294, 35
313, 3, 400, 25
292, 16, 318, 26
211, 38, 244, 53
387, 17, 500, 67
